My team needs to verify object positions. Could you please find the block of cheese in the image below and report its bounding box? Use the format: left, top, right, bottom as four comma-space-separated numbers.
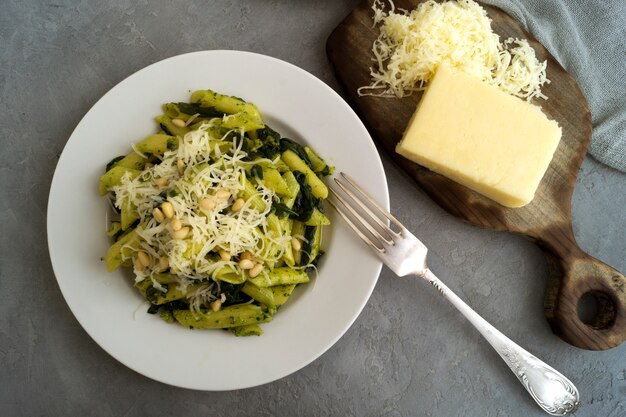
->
396, 63, 562, 208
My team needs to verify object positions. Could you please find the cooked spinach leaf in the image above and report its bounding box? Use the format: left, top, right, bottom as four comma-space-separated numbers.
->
146, 284, 168, 304
319, 165, 332, 177
225, 129, 244, 143
300, 225, 317, 266
306, 250, 325, 272
272, 202, 298, 218
161, 300, 188, 312
220, 282, 250, 306
176, 102, 225, 118
255, 126, 282, 159
280, 138, 313, 170
159, 123, 172, 135
290, 171, 320, 222
106, 156, 124, 172
251, 164, 264, 180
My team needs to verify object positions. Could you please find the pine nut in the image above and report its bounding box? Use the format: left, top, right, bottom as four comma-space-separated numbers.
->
218, 250, 231, 261
152, 207, 165, 223
161, 202, 174, 219
171, 118, 186, 128
171, 218, 182, 232
133, 257, 145, 272
137, 251, 151, 267
231, 198, 245, 212
291, 237, 302, 251
239, 259, 255, 270
249, 263, 264, 278
145, 162, 153, 169
154, 177, 169, 188
159, 256, 169, 270
199, 198, 216, 210
210, 299, 222, 312
215, 188, 231, 200
171, 226, 190, 240
177, 159, 185, 175
240, 251, 253, 261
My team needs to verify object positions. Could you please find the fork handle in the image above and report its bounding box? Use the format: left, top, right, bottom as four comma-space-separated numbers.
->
420, 268, 580, 416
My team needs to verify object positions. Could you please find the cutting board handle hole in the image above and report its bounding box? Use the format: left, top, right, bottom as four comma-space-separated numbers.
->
576, 290, 616, 330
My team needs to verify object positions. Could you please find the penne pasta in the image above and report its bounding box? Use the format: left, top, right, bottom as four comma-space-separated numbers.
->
100, 89, 332, 335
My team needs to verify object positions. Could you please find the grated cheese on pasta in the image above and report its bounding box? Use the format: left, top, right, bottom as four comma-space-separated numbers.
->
111, 123, 291, 293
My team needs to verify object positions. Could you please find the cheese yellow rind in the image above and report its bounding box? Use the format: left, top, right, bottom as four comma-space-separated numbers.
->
396, 63, 562, 208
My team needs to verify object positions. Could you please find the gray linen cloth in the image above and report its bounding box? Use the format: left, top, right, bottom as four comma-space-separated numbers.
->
481, 0, 626, 173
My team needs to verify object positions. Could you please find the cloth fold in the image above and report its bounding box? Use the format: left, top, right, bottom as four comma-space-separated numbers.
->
481, 0, 626, 173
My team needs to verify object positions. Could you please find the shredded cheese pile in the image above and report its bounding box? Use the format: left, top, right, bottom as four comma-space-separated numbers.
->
111, 123, 291, 303
359, 0, 549, 100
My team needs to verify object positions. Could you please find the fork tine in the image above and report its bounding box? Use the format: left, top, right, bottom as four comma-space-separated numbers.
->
334, 177, 397, 243
327, 198, 385, 253
340, 172, 405, 235
329, 186, 390, 248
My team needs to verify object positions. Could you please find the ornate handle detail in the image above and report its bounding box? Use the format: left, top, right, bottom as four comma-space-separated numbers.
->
421, 269, 580, 415
499, 344, 579, 415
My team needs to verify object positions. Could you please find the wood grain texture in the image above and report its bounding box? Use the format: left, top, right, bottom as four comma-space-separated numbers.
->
326, 0, 626, 350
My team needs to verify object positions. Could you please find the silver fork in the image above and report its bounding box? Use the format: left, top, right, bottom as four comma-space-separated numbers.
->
329, 172, 579, 416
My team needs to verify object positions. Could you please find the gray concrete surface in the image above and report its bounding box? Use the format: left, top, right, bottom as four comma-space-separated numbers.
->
1, 1, 625, 416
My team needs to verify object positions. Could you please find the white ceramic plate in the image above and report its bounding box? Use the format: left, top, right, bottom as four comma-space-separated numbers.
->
47, 50, 388, 390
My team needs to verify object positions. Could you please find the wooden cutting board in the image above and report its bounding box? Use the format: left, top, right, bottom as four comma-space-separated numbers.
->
327, 0, 626, 350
